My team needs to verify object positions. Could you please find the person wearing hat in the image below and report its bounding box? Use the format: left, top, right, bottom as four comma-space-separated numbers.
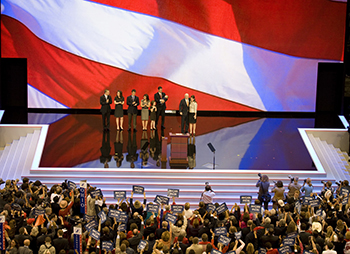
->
58, 189, 74, 227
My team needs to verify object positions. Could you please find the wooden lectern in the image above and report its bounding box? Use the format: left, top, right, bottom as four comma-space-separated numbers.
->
169, 133, 189, 168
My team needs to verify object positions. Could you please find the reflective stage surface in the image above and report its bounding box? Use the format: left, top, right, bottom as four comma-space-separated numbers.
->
26, 113, 323, 170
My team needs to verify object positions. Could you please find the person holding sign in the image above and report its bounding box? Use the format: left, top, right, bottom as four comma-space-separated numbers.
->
130, 191, 147, 215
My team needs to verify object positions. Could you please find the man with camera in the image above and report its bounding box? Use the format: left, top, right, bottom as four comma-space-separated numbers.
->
256, 173, 270, 210
201, 182, 215, 205
287, 175, 302, 199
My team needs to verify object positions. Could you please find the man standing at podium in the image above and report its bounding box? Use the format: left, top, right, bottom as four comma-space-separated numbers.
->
179, 93, 190, 134
100, 89, 112, 131
154, 86, 168, 129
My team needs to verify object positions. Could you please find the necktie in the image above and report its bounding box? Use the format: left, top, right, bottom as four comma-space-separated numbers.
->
160, 93, 162, 98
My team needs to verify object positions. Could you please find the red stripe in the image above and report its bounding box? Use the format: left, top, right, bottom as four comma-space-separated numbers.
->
40, 114, 258, 167
1, 16, 257, 111
90, 0, 345, 60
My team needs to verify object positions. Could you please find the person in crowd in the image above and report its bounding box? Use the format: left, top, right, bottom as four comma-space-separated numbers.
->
321, 181, 335, 202
301, 178, 314, 197
201, 184, 215, 204
114, 90, 125, 130
271, 180, 284, 209
100, 89, 112, 131
38, 237, 55, 254
287, 175, 302, 199
127, 89, 140, 132
149, 101, 157, 130
154, 86, 168, 129
256, 174, 270, 210
53, 229, 69, 253
188, 95, 197, 136
179, 93, 190, 134
141, 94, 151, 131
18, 239, 33, 254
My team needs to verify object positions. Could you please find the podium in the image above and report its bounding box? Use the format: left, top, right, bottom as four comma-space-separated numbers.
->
169, 133, 189, 168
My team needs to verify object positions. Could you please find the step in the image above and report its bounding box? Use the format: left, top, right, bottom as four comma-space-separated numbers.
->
9, 136, 27, 180
16, 133, 33, 179
23, 130, 41, 173
2, 140, 19, 181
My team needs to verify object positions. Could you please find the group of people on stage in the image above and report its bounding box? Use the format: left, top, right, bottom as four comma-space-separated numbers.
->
100, 86, 198, 135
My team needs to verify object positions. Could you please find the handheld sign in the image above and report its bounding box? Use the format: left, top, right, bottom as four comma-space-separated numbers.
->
315, 209, 322, 217
287, 232, 297, 239
147, 204, 159, 213
343, 195, 349, 205
80, 181, 87, 214
67, 180, 76, 190
340, 187, 349, 197
171, 205, 184, 214
118, 223, 127, 232
216, 203, 228, 214
165, 213, 177, 225
240, 195, 252, 204
167, 189, 179, 197
212, 250, 222, 254
108, 209, 120, 219
133, 185, 144, 194
235, 231, 242, 240
102, 241, 114, 251
309, 199, 320, 208
214, 227, 227, 236
117, 211, 128, 223
218, 235, 231, 246
91, 189, 103, 198
90, 228, 101, 241
278, 245, 290, 254
154, 195, 170, 205
249, 204, 262, 214
33, 208, 46, 217
295, 201, 301, 213
303, 196, 313, 205
282, 237, 295, 247
73, 227, 82, 254
0, 216, 5, 251
84, 214, 94, 222
114, 191, 126, 199
85, 220, 98, 232
258, 248, 267, 254
98, 211, 107, 224
138, 240, 147, 250
303, 251, 313, 254
206, 203, 216, 212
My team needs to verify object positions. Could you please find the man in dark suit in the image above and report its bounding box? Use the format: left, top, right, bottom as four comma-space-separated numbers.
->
127, 89, 139, 131
154, 86, 168, 129
53, 229, 69, 253
128, 216, 144, 252
179, 93, 190, 134
100, 89, 112, 130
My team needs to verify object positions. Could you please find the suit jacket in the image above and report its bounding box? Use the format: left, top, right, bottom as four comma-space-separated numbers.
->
18, 246, 33, 254
100, 94, 112, 113
127, 95, 140, 114
53, 237, 69, 253
154, 92, 167, 109
128, 226, 144, 252
179, 98, 190, 115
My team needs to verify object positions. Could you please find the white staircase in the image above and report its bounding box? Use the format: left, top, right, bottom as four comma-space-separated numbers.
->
0, 130, 41, 181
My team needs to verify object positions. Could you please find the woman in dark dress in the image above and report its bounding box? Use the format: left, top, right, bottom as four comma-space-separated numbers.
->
114, 90, 124, 130
189, 95, 198, 136
150, 100, 157, 130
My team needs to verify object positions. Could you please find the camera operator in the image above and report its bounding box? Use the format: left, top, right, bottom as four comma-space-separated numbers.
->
201, 182, 215, 204
287, 175, 302, 199
321, 181, 335, 202
256, 174, 270, 210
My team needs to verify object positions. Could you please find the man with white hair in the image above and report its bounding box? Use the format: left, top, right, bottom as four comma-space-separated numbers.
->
179, 93, 190, 134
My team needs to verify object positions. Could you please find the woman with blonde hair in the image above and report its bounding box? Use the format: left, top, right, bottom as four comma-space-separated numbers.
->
246, 243, 255, 254
159, 231, 172, 249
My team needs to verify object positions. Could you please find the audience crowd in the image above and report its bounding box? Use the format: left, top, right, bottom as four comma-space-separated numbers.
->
1, 176, 350, 254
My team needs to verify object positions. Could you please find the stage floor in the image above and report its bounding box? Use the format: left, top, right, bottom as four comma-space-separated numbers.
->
25, 113, 335, 170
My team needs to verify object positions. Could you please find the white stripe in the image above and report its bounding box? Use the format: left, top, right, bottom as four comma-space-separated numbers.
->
2, 0, 334, 111
28, 84, 67, 109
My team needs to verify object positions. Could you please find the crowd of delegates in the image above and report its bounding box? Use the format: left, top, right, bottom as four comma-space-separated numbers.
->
1, 176, 350, 254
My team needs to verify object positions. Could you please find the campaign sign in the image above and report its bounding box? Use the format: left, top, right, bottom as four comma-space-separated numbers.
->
133, 185, 144, 194
147, 204, 159, 213
343, 195, 349, 205
85, 220, 98, 232
216, 203, 228, 214
117, 211, 128, 223
171, 205, 184, 214
165, 213, 177, 225
207, 203, 216, 212
282, 237, 295, 247
167, 189, 180, 197
108, 209, 120, 219
240, 195, 252, 204
278, 245, 290, 254
102, 241, 114, 251
118, 223, 127, 232
0, 216, 5, 251
315, 209, 322, 217
214, 227, 227, 236
84, 214, 95, 222
114, 191, 126, 199
295, 201, 301, 213
80, 181, 87, 214
67, 180, 76, 190
249, 204, 262, 214
226, 251, 236, 254
309, 199, 320, 208
303, 196, 313, 205
73, 227, 82, 254
303, 251, 313, 254
154, 195, 170, 205
287, 232, 297, 239
33, 208, 45, 217
98, 211, 107, 224
341, 187, 349, 197
212, 249, 222, 254
258, 248, 267, 254
235, 231, 242, 240
90, 228, 101, 241
91, 189, 103, 198
218, 235, 231, 246
138, 240, 147, 250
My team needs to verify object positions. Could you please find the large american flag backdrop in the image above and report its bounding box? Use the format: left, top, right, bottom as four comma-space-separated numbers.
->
1, 0, 346, 111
